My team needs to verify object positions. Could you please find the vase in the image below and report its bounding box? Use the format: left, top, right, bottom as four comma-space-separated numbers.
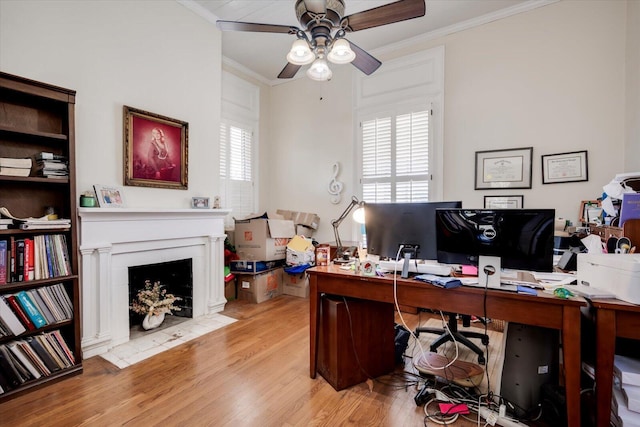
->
142, 312, 166, 330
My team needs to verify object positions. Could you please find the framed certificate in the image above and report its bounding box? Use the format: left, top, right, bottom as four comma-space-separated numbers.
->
542, 150, 588, 184
475, 147, 533, 190
484, 195, 524, 209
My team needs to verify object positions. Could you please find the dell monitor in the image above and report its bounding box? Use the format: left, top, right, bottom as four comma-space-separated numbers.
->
435, 208, 555, 273
365, 201, 462, 278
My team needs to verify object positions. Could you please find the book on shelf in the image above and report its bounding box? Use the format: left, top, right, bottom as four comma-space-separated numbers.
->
34, 152, 67, 162
14, 240, 24, 282
0, 157, 32, 169
6, 342, 41, 380
15, 339, 51, 376
0, 207, 71, 225
18, 223, 70, 231
0, 346, 23, 388
0, 345, 30, 384
0, 240, 7, 284
14, 291, 47, 328
24, 336, 59, 373
35, 160, 68, 171
35, 334, 67, 370
0, 297, 26, 336
27, 290, 56, 325
0, 166, 31, 177
4, 295, 35, 331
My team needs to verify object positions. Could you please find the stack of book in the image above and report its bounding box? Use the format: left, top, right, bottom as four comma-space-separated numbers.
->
0, 157, 32, 177
34, 152, 68, 179
611, 354, 640, 426
0, 207, 71, 231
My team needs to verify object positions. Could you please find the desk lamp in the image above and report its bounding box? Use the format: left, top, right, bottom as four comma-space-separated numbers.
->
331, 196, 365, 263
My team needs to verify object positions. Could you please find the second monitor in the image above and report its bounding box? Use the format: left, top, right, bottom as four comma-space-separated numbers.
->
365, 201, 462, 278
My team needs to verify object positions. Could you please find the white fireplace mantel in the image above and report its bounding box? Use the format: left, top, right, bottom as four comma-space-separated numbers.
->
78, 207, 230, 358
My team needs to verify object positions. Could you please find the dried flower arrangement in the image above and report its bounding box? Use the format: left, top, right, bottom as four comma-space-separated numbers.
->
130, 280, 182, 317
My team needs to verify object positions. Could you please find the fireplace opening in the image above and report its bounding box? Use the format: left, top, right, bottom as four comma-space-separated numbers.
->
128, 258, 193, 333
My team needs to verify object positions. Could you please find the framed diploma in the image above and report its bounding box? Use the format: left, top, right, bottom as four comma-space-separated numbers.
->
542, 150, 588, 184
475, 147, 533, 190
484, 195, 524, 209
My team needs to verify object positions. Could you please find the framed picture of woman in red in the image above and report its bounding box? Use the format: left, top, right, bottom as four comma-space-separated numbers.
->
124, 105, 188, 189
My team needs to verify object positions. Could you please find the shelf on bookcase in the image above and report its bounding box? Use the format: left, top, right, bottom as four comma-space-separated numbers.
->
0, 275, 78, 293
0, 175, 70, 184
0, 364, 83, 402
0, 124, 68, 141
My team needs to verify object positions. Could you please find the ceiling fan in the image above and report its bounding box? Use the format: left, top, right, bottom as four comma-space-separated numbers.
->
216, 0, 426, 81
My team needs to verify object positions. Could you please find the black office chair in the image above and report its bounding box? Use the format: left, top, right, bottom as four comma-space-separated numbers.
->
415, 312, 489, 365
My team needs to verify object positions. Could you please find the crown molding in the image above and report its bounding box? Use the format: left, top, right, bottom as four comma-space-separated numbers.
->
373, 0, 559, 58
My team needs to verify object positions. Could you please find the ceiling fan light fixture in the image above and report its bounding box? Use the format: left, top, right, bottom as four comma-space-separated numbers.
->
286, 39, 315, 65
306, 57, 333, 81
327, 38, 355, 64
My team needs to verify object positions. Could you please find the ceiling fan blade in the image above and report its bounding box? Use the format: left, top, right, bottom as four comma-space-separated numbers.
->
216, 20, 299, 35
347, 40, 382, 76
342, 0, 426, 32
278, 63, 302, 79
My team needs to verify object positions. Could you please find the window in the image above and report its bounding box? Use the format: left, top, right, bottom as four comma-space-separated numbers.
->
220, 71, 259, 228
360, 108, 431, 203
355, 47, 444, 205
219, 120, 254, 227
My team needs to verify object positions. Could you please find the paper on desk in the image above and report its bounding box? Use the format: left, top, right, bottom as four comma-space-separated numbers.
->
582, 234, 604, 253
537, 276, 576, 290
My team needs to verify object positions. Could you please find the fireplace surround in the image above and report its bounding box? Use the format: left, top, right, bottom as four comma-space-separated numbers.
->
78, 208, 229, 358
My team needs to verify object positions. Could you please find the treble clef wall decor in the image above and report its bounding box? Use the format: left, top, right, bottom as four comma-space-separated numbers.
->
328, 162, 343, 204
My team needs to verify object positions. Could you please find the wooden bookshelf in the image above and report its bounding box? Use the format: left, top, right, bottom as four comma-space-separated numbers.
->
0, 71, 82, 400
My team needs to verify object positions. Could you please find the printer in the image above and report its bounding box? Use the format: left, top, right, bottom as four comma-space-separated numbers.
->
577, 254, 640, 304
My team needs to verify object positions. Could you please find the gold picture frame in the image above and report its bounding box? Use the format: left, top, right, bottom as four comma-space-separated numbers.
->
123, 105, 188, 189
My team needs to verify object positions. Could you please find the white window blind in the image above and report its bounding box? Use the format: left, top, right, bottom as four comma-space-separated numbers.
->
361, 110, 430, 203
220, 121, 254, 227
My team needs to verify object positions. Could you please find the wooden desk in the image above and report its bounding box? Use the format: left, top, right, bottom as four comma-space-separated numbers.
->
308, 266, 586, 427
588, 298, 640, 427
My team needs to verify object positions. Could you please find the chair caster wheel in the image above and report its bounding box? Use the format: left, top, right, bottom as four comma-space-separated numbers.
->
481, 336, 489, 345
478, 356, 486, 365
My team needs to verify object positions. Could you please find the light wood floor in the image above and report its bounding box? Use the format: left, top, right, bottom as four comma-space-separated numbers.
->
0, 296, 499, 426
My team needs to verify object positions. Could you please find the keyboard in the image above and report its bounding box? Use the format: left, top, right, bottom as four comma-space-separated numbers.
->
377, 260, 453, 276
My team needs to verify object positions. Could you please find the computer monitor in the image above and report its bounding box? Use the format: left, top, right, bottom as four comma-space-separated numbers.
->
365, 201, 462, 277
434, 208, 555, 272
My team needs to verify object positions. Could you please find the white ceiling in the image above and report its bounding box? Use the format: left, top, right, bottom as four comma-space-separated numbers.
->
181, 0, 555, 84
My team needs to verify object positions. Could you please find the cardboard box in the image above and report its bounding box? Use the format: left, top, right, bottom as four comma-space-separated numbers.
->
276, 209, 320, 230
237, 268, 283, 303
577, 253, 640, 304
234, 218, 295, 261
224, 280, 236, 300
283, 272, 310, 298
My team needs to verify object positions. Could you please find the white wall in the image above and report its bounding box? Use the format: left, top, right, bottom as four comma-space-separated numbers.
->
269, 68, 355, 243
0, 0, 221, 207
626, 0, 640, 172
267, 0, 629, 243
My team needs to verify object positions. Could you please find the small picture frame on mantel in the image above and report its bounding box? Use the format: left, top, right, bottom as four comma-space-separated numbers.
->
191, 197, 210, 209
93, 185, 126, 208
